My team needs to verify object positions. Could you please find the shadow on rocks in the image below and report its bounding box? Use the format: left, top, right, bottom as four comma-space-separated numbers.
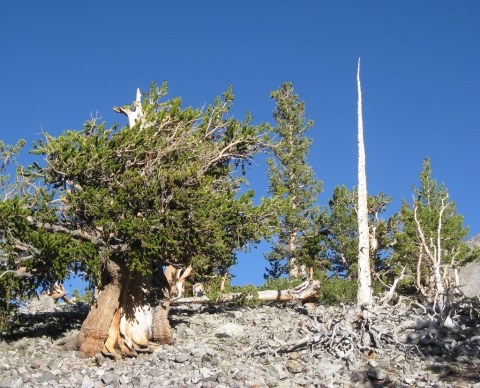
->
1, 303, 89, 342
405, 297, 480, 385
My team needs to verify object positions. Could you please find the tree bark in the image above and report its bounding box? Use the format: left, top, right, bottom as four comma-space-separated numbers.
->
289, 226, 299, 278
77, 258, 175, 358
151, 266, 174, 345
413, 196, 449, 309
356, 59, 372, 307
78, 259, 122, 356
152, 301, 173, 345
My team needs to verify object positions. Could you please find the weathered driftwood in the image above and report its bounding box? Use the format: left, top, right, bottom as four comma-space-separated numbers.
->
47, 283, 71, 304
171, 279, 321, 305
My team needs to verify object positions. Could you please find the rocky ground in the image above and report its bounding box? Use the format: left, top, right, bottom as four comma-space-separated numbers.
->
1, 296, 480, 387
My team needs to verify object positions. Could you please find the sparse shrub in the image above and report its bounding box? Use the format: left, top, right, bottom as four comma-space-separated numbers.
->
258, 277, 304, 291
318, 276, 357, 305
229, 284, 259, 307
206, 280, 259, 307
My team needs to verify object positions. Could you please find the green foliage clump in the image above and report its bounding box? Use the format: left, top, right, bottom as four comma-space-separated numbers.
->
228, 284, 260, 307
204, 276, 230, 302
317, 276, 358, 305
205, 279, 259, 307
259, 276, 304, 291
0, 139, 32, 333
71, 288, 94, 304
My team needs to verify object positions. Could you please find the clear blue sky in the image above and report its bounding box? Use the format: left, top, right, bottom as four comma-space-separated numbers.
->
1, 2, 479, 288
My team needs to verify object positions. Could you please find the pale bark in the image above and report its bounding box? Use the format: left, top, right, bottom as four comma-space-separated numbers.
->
413, 194, 451, 308
119, 274, 153, 350
356, 59, 372, 306
171, 279, 320, 304
0, 267, 32, 279
47, 283, 71, 304
78, 260, 175, 358
379, 266, 409, 305
289, 226, 299, 278
113, 88, 144, 128
434, 195, 448, 304
164, 264, 192, 298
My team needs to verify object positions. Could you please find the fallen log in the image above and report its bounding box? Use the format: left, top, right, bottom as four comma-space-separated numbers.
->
171, 279, 321, 305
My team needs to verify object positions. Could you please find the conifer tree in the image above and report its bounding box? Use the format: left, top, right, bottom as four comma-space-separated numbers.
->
324, 185, 395, 278
0, 83, 272, 357
265, 83, 322, 279
391, 158, 470, 306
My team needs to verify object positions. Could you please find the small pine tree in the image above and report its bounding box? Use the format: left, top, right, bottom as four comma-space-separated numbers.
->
392, 158, 470, 305
324, 185, 395, 278
265, 83, 323, 279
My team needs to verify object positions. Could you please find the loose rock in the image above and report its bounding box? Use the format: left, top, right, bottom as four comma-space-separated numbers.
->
2, 299, 479, 387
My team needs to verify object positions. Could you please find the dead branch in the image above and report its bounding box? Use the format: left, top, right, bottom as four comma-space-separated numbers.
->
25, 216, 127, 252
171, 279, 321, 304
379, 266, 411, 305
47, 283, 72, 304
0, 267, 33, 279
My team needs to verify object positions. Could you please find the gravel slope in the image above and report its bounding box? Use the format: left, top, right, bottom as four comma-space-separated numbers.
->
1, 299, 479, 387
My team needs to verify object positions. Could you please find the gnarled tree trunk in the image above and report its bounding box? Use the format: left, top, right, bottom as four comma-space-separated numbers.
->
78, 258, 122, 356
77, 259, 174, 358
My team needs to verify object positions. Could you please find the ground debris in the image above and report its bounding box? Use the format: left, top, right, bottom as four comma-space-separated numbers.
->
1, 297, 479, 387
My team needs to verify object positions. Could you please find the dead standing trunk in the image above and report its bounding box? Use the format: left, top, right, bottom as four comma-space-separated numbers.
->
356, 59, 372, 307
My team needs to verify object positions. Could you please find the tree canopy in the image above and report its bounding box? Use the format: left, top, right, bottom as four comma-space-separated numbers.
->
6, 84, 271, 282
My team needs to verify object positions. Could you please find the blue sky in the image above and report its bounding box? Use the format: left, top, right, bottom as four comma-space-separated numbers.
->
1, 2, 479, 288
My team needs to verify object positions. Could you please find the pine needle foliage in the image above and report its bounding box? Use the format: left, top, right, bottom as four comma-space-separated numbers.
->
1, 83, 273, 301
391, 158, 470, 300
265, 83, 323, 279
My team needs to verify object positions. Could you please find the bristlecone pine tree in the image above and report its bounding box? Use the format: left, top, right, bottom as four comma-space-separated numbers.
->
392, 157, 470, 307
265, 83, 322, 279
0, 83, 272, 357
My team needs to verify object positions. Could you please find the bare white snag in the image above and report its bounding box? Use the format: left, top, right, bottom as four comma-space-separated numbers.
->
413, 194, 451, 308
113, 88, 144, 128
356, 59, 372, 307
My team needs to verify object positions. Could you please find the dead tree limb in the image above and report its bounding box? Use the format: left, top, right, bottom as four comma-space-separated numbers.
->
171, 279, 321, 304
